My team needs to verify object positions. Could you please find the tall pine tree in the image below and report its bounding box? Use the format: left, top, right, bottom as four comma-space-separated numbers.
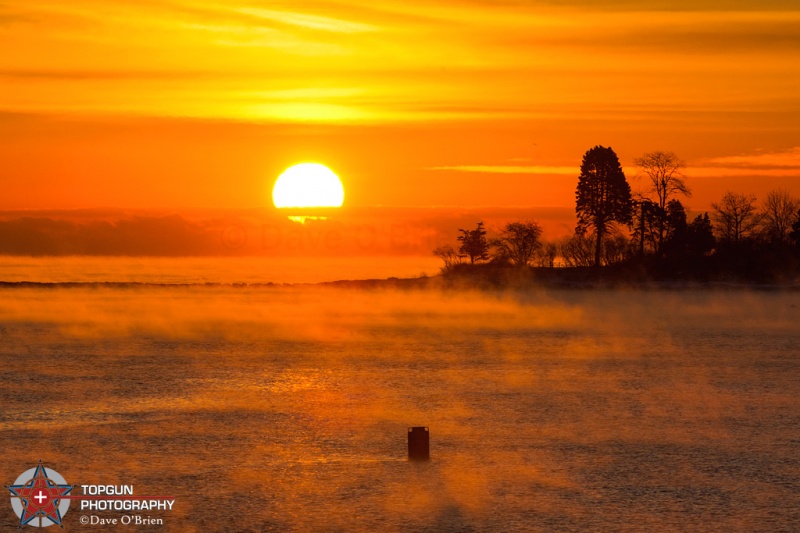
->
575, 146, 633, 267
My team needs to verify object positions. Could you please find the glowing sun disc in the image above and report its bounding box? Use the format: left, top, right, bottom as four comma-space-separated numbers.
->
272, 163, 344, 208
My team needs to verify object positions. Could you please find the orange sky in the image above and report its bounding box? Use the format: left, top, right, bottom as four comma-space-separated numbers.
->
1, 0, 799, 212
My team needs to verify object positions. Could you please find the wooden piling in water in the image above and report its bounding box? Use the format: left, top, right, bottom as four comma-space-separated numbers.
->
408, 427, 429, 460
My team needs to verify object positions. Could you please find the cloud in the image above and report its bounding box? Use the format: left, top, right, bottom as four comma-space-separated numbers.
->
0, 206, 579, 257
521, 0, 799, 11
234, 7, 377, 33
429, 165, 576, 175
0, 69, 216, 81
3, 0, 798, 124
610, 18, 800, 54
699, 147, 800, 170
689, 147, 800, 178
0, 213, 213, 256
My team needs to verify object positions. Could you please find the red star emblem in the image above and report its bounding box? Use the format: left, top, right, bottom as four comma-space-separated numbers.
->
8, 463, 73, 527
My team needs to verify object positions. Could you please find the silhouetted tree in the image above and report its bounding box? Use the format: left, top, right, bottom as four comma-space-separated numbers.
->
603, 231, 631, 265
634, 151, 690, 209
687, 213, 715, 256
665, 200, 688, 241
576, 146, 633, 266
661, 200, 689, 257
534, 242, 558, 268
457, 222, 489, 264
491, 221, 542, 267
790, 208, 800, 247
433, 244, 462, 273
712, 192, 761, 243
631, 197, 662, 256
559, 233, 595, 267
634, 151, 690, 253
761, 189, 800, 245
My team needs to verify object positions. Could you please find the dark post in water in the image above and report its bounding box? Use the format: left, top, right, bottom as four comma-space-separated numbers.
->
408, 426, 430, 460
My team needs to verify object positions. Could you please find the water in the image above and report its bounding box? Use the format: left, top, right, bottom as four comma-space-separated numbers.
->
0, 286, 798, 531
0, 255, 440, 285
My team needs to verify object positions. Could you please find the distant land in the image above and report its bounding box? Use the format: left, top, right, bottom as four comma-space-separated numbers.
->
1, 263, 798, 291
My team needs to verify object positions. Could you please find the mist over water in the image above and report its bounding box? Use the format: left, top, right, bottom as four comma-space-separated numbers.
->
0, 256, 441, 284
1, 286, 798, 531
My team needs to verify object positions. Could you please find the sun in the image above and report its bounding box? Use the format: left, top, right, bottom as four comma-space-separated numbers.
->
272, 163, 344, 208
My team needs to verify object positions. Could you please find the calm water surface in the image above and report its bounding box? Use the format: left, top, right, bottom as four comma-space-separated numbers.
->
0, 286, 798, 531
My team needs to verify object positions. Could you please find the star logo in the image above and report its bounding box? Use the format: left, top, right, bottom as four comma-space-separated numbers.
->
7, 462, 73, 528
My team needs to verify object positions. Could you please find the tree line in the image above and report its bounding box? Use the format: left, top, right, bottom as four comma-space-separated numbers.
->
434, 146, 800, 279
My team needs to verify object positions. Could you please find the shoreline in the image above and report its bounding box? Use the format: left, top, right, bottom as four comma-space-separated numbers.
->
0, 274, 798, 291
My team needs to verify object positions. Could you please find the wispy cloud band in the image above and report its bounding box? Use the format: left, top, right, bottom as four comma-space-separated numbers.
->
432, 148, 800, 180
428, 165, 576, 175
